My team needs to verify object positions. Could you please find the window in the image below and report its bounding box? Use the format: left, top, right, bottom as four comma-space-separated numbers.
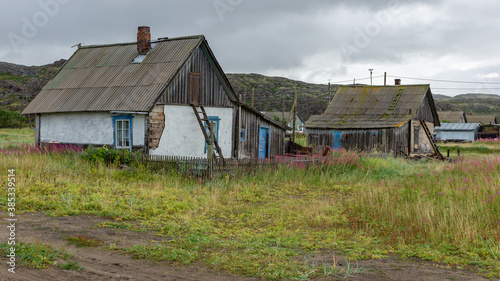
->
204, 116, 220, 153
113, 115, 133, 151
240, 129, 246, 141
116, 120, 130, 148
414, 125, 420, 151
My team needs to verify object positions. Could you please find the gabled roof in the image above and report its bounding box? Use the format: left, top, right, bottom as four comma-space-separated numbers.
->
435, 123, 481, 131
23, 35, 237, 114
240, 104, 292, 131
305, 84, 438, 129
437, 111, 467, 123
262, 111, 305, 124
466, 115, 496, 125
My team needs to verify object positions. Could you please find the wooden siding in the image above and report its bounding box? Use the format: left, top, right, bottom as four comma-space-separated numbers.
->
411, 92, 436, 124
239, 106, 286, 159
307, 123, 410, 155
159, 48, 232, 107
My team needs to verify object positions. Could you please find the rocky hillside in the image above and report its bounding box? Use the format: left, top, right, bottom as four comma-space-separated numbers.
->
0, 60, 65, 111
433, 94, 500, 115
227, 73, 338, 121
1, 62, 499, 119
228, 74, 500, 119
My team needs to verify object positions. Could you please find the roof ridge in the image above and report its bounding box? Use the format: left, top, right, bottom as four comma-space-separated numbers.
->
79, 35, 205, 49
339, 84, 430, 88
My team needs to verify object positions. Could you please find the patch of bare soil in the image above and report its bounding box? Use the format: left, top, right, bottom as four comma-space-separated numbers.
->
0, 212, 498, 281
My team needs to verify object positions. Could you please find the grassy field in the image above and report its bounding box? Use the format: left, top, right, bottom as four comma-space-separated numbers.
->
438, 139, 500, 156
1, 130, 499, 279
0, 127, 34, 147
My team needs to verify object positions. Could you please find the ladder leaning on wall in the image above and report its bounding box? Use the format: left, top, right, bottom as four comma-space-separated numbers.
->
190, 104, 224, 162
420, 119, 444, 159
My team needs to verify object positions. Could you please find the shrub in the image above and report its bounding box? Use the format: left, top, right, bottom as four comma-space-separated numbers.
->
80, 145, 132, 165
0, 110, 29, 128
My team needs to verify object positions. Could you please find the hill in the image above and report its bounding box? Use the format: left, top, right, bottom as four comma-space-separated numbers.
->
0, 60, 65, 111
228, 73, 500, 119
433, 93, 500, 115
227, 73, 337, 120
1, 62, 499, 121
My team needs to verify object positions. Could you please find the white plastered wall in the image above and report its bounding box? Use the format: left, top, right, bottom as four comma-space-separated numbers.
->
150, 105, 233, 158
40, 112, 145, 146
410, 120, 434, 153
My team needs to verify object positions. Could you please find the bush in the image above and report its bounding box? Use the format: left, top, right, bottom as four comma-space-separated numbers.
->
80, 145, 132, 165
0, 110, 29, 128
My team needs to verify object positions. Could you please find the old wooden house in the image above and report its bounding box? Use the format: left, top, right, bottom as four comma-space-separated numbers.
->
304, 84, 440, 155
22, 27, 288, 159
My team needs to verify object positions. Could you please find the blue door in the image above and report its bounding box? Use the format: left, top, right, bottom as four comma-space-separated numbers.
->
258, 127, 270, 159
332, 131, 342, 150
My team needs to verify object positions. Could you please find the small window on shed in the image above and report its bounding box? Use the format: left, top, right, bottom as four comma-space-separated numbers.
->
240, 129, 246, 141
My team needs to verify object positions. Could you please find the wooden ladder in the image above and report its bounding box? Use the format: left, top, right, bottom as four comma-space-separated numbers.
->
191, 104, 224, 161
420, 120, 443, 159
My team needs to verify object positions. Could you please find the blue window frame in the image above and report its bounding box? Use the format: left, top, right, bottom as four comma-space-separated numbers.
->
204, 116, 220, 153
113, 115, 133, 151
240, 129, 246, 141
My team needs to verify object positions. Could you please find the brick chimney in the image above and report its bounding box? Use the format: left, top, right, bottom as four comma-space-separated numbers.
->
395, 79, 401, 85
137, 26, 151, 55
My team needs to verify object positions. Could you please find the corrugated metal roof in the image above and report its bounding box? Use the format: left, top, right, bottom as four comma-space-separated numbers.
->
305, 85, 432, 129
435, 123, 481, 131
23, 36, 206, 114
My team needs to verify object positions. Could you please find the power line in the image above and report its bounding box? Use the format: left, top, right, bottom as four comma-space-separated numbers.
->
329, 75, 384, 84
433, 87, 500, 90
386, 75, 500, 85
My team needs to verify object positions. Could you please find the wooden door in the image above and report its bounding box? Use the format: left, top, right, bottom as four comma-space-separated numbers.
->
258, 126, 269, 159
190, 73, 201, 105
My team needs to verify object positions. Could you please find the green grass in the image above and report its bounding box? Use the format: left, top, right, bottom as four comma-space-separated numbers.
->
64, 235, 105, 248
0, 242, 81, 270
0, 72, 26, 82
438, 140, 500, 155
0, 133, 499, 279
0, 127, 34, 147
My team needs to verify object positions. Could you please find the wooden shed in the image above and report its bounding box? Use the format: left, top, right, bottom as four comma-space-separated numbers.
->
434, 123, 481, 142
22, 27, 288, 159
304, 85, 440, 155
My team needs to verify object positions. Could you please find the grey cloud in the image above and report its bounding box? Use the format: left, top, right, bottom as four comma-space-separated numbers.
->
0, 0, 498, 96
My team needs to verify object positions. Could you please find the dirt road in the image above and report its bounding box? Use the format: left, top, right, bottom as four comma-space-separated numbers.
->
0, 212, 497, 281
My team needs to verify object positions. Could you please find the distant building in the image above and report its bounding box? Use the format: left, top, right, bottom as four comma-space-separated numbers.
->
434, 123, 481, 142
467, 115, 496, 125
262, 111, 305, 133
437, 111, 467, 123
304, 84, 440, 155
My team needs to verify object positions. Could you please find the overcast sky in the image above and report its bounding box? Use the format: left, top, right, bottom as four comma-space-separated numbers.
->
1, 0, 500, 97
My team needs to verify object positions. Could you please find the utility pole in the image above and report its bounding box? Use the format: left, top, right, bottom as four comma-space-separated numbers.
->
368, 68, 374, 85
384, 72, 387, 86
292, 86, 298, 142
251, 88, 254, 107
282, 93, 285, 125
327, 80, 331, 102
